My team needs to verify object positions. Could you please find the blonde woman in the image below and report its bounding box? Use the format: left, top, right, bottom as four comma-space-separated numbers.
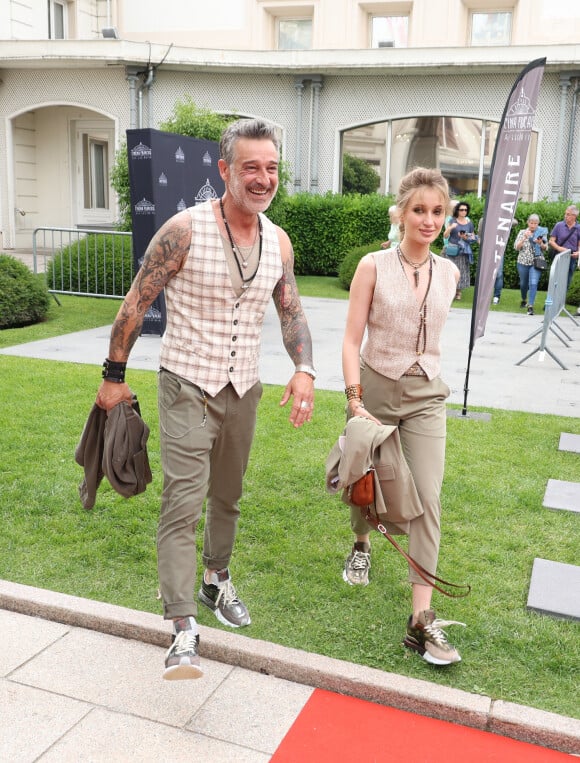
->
342, 167, 465, 665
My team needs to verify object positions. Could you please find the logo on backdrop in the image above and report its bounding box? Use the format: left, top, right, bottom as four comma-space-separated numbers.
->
135, 198, 155, 215
158, 172, 168, 186
195, 178, 219, 205
175, 147, 185, 163
131, 142, 152, 160
203, 151, 212, 166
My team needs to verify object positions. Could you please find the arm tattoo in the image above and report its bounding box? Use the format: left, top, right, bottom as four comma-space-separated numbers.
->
272, 252, 313, 367
108, 218, 190, 360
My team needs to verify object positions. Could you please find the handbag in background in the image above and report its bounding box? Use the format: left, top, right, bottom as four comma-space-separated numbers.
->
445, 243, 460, 257
533, 254, 547, 270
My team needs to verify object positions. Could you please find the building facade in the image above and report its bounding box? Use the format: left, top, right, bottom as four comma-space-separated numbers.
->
1, 0, 579, 249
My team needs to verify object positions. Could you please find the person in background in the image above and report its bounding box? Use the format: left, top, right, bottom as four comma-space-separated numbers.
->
381, 205, 401, 249
491, 218, 518, 305
95, 118, 315, 680
549, 205, 580, 291
443, 201, 476, 301
342, 167, 465, 666
514, 214, 548, 315
442, 201, 465, 248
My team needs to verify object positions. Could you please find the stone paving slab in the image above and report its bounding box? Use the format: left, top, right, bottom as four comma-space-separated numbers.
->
559, 432, 580, 453
0, 680, 91, 763
1, 607, 310, 762
185, 668, 313, 754
543, 479, 580, 513
39, 707, 271, 763
527, 558, 580, 622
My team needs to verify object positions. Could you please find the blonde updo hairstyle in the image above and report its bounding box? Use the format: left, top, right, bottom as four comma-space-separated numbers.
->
396, 167, 451, 238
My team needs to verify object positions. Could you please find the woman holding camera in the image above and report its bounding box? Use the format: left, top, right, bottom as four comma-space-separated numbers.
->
514, 214, 548, 316
443, 201, 476, 301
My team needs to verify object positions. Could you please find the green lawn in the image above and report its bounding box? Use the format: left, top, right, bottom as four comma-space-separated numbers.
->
0, 289, 578, 720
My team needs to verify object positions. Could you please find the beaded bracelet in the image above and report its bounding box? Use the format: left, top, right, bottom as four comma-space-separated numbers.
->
345, 384, 363, 401
102, 358, 127, 383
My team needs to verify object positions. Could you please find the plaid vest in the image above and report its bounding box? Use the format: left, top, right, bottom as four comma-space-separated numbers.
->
159, 201, 283, 396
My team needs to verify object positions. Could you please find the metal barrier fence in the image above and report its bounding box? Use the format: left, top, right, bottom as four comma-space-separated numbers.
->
33, 227, 134, 299
517, 249, 579, 369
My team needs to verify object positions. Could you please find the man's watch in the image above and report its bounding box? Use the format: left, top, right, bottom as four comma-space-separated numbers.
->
295, 364, 316, 380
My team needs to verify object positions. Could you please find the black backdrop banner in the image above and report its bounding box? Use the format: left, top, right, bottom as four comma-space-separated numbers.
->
126, 128, 224, 334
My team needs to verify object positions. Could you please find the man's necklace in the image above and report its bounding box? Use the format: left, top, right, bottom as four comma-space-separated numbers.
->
219, 198, 263, 288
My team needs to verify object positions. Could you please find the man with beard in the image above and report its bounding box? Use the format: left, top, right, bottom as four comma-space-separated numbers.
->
96, 118, 315, 679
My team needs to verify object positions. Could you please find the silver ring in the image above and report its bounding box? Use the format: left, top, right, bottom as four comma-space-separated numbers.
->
300, 401, 309, 409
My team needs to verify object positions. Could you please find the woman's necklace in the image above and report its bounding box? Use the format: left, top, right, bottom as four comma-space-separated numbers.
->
397, 248, 433, 356
415, 259, 433, 356
219, 198, 263, 288
397, 245, 431, 287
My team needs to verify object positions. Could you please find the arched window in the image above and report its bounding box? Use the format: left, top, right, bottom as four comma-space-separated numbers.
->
342, 116, 538, 200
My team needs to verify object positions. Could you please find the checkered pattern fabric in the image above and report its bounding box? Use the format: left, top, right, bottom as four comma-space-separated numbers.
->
160, 201, 283, 396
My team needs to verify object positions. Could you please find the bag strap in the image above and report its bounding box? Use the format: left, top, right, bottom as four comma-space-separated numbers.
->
362, 507, 471, 598
557, 226, 577, 249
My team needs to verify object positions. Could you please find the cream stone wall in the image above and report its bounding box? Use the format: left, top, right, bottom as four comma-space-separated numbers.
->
4, 1, 579, 47
112, 0, 580, 49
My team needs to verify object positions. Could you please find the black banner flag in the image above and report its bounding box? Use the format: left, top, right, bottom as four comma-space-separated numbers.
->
462, 58, 546, 413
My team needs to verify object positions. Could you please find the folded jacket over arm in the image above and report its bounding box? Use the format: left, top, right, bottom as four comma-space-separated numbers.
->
75, 399, 152, 510
325, 416, 423, 534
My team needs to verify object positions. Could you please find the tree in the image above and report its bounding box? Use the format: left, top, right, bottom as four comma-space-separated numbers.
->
342, 153, 381, 195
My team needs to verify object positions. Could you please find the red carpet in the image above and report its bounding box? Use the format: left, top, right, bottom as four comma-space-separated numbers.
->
271, 689, 573, 762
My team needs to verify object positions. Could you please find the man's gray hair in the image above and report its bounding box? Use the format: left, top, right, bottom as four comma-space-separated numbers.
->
566, 205, 579, 216
220, 118, 280, 165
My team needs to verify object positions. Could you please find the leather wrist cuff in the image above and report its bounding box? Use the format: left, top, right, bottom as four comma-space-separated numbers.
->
102, 358, 127, 383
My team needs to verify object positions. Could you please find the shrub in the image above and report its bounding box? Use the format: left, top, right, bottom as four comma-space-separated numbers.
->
110, 142, 132, 232
0, 254, 51, 329
47, 234, 134, 297
272, 193, 392, 275
338, 240, 384, 290
567, 270, 580, 307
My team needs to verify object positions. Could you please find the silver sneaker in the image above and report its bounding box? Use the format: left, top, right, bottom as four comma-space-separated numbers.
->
163, 629, 203, 680
198, 569, 251, 627
342, 543, 371, 586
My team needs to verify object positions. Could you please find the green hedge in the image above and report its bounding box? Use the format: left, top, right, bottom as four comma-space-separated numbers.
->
0, 254, 51, 329
566, 271, 580, 307
268, 192, 394, 275
270, 192, 575, 298
47, 234, 134, 297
